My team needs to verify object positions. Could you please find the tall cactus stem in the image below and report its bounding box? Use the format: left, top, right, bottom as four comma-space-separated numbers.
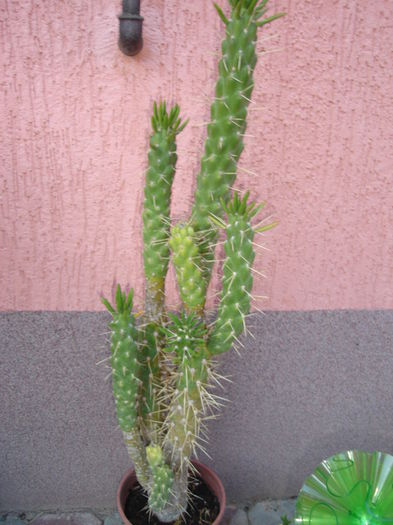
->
143, 101, 187, 319
191, 5, 259, 285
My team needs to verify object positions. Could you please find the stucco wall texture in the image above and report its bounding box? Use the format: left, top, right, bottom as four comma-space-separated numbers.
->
1, 0, 393, 312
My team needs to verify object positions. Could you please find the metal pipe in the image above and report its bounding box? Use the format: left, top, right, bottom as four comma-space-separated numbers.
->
118, 0, 144, 56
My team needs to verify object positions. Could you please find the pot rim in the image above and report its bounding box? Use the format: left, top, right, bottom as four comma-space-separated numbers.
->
117, 459, 226, 525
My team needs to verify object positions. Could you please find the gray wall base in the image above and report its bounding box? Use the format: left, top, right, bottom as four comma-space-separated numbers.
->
1, 311, 393, 510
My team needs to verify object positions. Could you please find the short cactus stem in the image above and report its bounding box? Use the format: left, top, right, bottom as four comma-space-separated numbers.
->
102, 287, 140, 432
208, 193, 264, 355
169, 225, 207, 317
146, 445, 175, 520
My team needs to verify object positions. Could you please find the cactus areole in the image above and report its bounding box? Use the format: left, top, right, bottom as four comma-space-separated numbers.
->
102, 1, 283, 522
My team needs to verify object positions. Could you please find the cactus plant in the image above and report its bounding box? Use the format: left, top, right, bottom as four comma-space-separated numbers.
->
102, 0, 283, 522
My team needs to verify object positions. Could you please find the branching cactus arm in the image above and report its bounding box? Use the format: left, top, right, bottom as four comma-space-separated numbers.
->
102, 286, 150, 487
208, 193, 276, 356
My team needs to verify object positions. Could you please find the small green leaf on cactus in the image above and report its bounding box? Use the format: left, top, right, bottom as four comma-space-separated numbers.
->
257, 12, 286, 26
213, 3, 229, 25
208, 212, 226, 229
101, 297, 115, 314
255, 221, 279, 233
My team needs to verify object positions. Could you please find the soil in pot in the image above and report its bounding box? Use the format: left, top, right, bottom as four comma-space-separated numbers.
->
124, 475, 220, 525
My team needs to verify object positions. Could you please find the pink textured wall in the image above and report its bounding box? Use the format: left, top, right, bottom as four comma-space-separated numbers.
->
1, 0, 393, 311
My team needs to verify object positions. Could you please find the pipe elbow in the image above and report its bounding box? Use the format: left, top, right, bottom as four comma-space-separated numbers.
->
118, 1, 144, 56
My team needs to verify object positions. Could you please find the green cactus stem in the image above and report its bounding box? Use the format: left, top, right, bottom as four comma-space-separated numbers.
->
142, 103, 187, 442
191, 0, 283, 285
146, 445, 175, 519
102, 286, 150, 487
156, 314, 213, 520
162, 313, 209, 465
143, 102, 187, 320
169, 225, 207, 317
208, 193, 262, 355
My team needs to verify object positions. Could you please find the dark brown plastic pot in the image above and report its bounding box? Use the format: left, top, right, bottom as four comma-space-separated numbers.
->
117, 460, 226, 525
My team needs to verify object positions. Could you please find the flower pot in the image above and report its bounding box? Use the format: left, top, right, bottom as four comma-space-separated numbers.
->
117, 460, 226, 525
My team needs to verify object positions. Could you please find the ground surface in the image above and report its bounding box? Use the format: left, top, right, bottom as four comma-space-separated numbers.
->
0, 499, 296, 525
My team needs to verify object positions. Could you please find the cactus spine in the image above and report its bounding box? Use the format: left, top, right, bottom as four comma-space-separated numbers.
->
103, 1, 283, 521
